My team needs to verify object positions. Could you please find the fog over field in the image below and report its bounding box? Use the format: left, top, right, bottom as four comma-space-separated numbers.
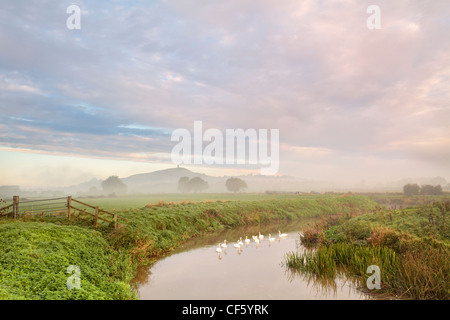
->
0, 1, 449, 194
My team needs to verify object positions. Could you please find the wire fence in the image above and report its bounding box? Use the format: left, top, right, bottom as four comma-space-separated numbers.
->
15, 197, 68, 218
0, 196, 127, 229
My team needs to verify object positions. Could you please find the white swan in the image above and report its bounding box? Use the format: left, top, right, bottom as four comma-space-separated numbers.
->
237, 237, 243, 246
234, 240, 241, 248
258, 232, 264, 240
244, 236, 250, 244
278, 230, 288, 238
221, 240, 227, 248
268, 234, 275, 242
216, 243, 222, 253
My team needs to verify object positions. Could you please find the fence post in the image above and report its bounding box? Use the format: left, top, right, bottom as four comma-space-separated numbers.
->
67, 196, 72, 220
12, 196, 19, 219
94, 206, 99, 228
114, 213, 118, 230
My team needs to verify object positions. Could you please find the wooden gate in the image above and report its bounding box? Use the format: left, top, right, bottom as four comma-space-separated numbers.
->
0, 196, 127, 229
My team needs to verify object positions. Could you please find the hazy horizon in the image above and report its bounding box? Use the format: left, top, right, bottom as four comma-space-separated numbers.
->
1, 1, 449, 190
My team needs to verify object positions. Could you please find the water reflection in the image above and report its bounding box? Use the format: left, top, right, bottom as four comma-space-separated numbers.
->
133, 218, 373, 300
284, 267, 364, 299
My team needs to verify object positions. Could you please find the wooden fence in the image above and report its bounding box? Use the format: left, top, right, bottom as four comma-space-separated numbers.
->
0, 196, 127, 229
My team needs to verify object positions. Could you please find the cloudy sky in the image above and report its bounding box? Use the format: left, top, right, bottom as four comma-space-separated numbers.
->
0, 0, 449, 188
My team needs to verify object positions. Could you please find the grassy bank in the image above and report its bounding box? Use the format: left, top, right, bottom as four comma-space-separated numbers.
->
0, 221, 137, 300
110, 195, 378, 260
0, 195, 378, 299
283, 201, 450, 299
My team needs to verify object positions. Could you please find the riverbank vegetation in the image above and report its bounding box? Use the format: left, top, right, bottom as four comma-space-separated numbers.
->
284, 200, 450, 300
0, 194, 378, 299
0, 221, 137, 300
364, 193, 450, 209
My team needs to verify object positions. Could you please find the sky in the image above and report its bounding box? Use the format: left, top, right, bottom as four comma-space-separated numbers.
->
0, 0, 449, 188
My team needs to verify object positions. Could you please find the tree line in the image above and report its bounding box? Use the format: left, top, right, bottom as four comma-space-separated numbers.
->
98, 175, 248, 194
403, 183, 443, 196
178, 176, 248, 193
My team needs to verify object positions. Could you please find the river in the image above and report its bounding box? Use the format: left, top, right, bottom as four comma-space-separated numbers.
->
132, 218, 374, 300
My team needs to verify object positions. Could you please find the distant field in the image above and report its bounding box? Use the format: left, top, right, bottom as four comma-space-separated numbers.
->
0, 193, 295, 211
73, 193, 307, 211
364, 193, 450, 208
2, 192, 450, 212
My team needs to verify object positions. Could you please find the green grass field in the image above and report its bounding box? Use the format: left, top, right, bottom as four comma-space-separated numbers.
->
4, 192, 449, 212
72, 192, 306, 211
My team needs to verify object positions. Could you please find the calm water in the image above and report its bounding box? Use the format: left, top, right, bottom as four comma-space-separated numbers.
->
133, 219, 374, 300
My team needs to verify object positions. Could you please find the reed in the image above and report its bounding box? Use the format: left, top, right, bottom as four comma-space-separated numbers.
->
285, 200, 450, 299
284, 243, 400, 285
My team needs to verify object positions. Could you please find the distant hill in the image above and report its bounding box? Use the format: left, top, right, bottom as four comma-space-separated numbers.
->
61, 168, 450, 195
66, 167, 302, 194
116, 168, 330, 193
122, 167, 209, 185
121, 167, 217, 193
5, 165, 448, 196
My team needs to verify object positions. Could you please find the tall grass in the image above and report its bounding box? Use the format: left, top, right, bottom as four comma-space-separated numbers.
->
284, 201, 450, 300
284, 243, 400, 286
398, 246, 449, 299
365, 193, 450, 209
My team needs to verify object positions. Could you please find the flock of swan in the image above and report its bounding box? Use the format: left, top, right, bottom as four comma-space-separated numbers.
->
215, 230, 288, 257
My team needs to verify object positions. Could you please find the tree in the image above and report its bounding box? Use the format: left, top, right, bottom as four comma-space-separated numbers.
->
403, 184, 420, 196
187, 177, 208, 193
177, 176, 190, 193
433, 185, 443, 195
226, 177, 248, 193
101, 175, 127, 195
421, 184, 442, 195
